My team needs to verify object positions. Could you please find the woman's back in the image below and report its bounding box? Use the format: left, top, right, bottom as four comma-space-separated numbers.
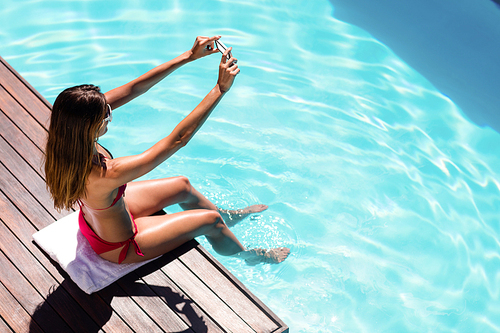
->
78, 145, 135, 244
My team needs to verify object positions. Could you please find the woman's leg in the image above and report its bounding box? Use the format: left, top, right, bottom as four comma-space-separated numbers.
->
118, 209, 289, 264
119, 209, 244, 263
124, 176, 213, 218
125, 176, 267, 224
121, 176, 289, 264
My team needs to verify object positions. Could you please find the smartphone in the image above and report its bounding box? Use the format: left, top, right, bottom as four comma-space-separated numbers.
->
215, 39, 232, 61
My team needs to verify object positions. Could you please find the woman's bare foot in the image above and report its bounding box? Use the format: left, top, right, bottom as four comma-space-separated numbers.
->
218, 204, 268, 227
238, 247, 291, 265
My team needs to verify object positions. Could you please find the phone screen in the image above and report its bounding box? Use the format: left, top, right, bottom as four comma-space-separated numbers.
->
215, 40, 232, 60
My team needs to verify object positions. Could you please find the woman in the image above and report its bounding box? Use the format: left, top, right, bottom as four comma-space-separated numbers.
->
44, 36, 290, 265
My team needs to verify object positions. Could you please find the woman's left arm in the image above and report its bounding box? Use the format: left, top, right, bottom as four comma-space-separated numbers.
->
104, 35, 220, 109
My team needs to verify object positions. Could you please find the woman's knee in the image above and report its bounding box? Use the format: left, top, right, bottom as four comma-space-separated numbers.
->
199, 210, 225, 236
174, 176, 193, 202
204, 210, 224, 226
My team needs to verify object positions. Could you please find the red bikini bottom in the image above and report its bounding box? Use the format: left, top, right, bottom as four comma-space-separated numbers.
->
78, 210, 144, 264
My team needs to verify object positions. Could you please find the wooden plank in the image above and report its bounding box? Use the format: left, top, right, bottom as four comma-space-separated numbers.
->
0, 315, 16, 333
0, 189, 64, 280
0, 318, 14, 333
140, 264, 225, 332
0, 56, 52, 109
98, 283, 165, 333
0, 57, 51, 128
0, 162, 57, 230
0, 218, 130, 332
196, 245, 288, 332
180, 247, 279, 333
0, 281, 43, 333
0, 111, 45, 175
0, 215, 61, 293
117, 272, 194, 332
0, 135, 64, 220
0, 191, 133, 333
161, 254, 255, 333
0, 85, 47, 151
0, 251, 73, 332
56, 280, 135, 333
0, 220, 100, 331
134, 247, 224, 332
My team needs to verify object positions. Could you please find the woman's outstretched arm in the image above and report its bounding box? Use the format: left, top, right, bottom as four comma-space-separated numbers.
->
104, 35, 221, 109
103, 47, 239, 187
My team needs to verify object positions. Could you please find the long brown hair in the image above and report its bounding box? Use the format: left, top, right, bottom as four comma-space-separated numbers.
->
44, 84, 107, 211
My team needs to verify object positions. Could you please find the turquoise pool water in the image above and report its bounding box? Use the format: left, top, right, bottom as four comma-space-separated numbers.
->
3, 1, 500, 332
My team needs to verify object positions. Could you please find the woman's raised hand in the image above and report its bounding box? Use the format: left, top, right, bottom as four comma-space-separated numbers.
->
189, 35, 220, 60
217, 47, 240, 93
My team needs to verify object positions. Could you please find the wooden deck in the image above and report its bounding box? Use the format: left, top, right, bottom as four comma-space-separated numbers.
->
0, 56, 288, 333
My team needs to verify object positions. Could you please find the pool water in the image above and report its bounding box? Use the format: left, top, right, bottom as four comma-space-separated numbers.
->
3, 1, 500, 332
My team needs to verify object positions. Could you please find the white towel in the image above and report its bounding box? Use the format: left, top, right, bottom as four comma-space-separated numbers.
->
33, 211, 155, 294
